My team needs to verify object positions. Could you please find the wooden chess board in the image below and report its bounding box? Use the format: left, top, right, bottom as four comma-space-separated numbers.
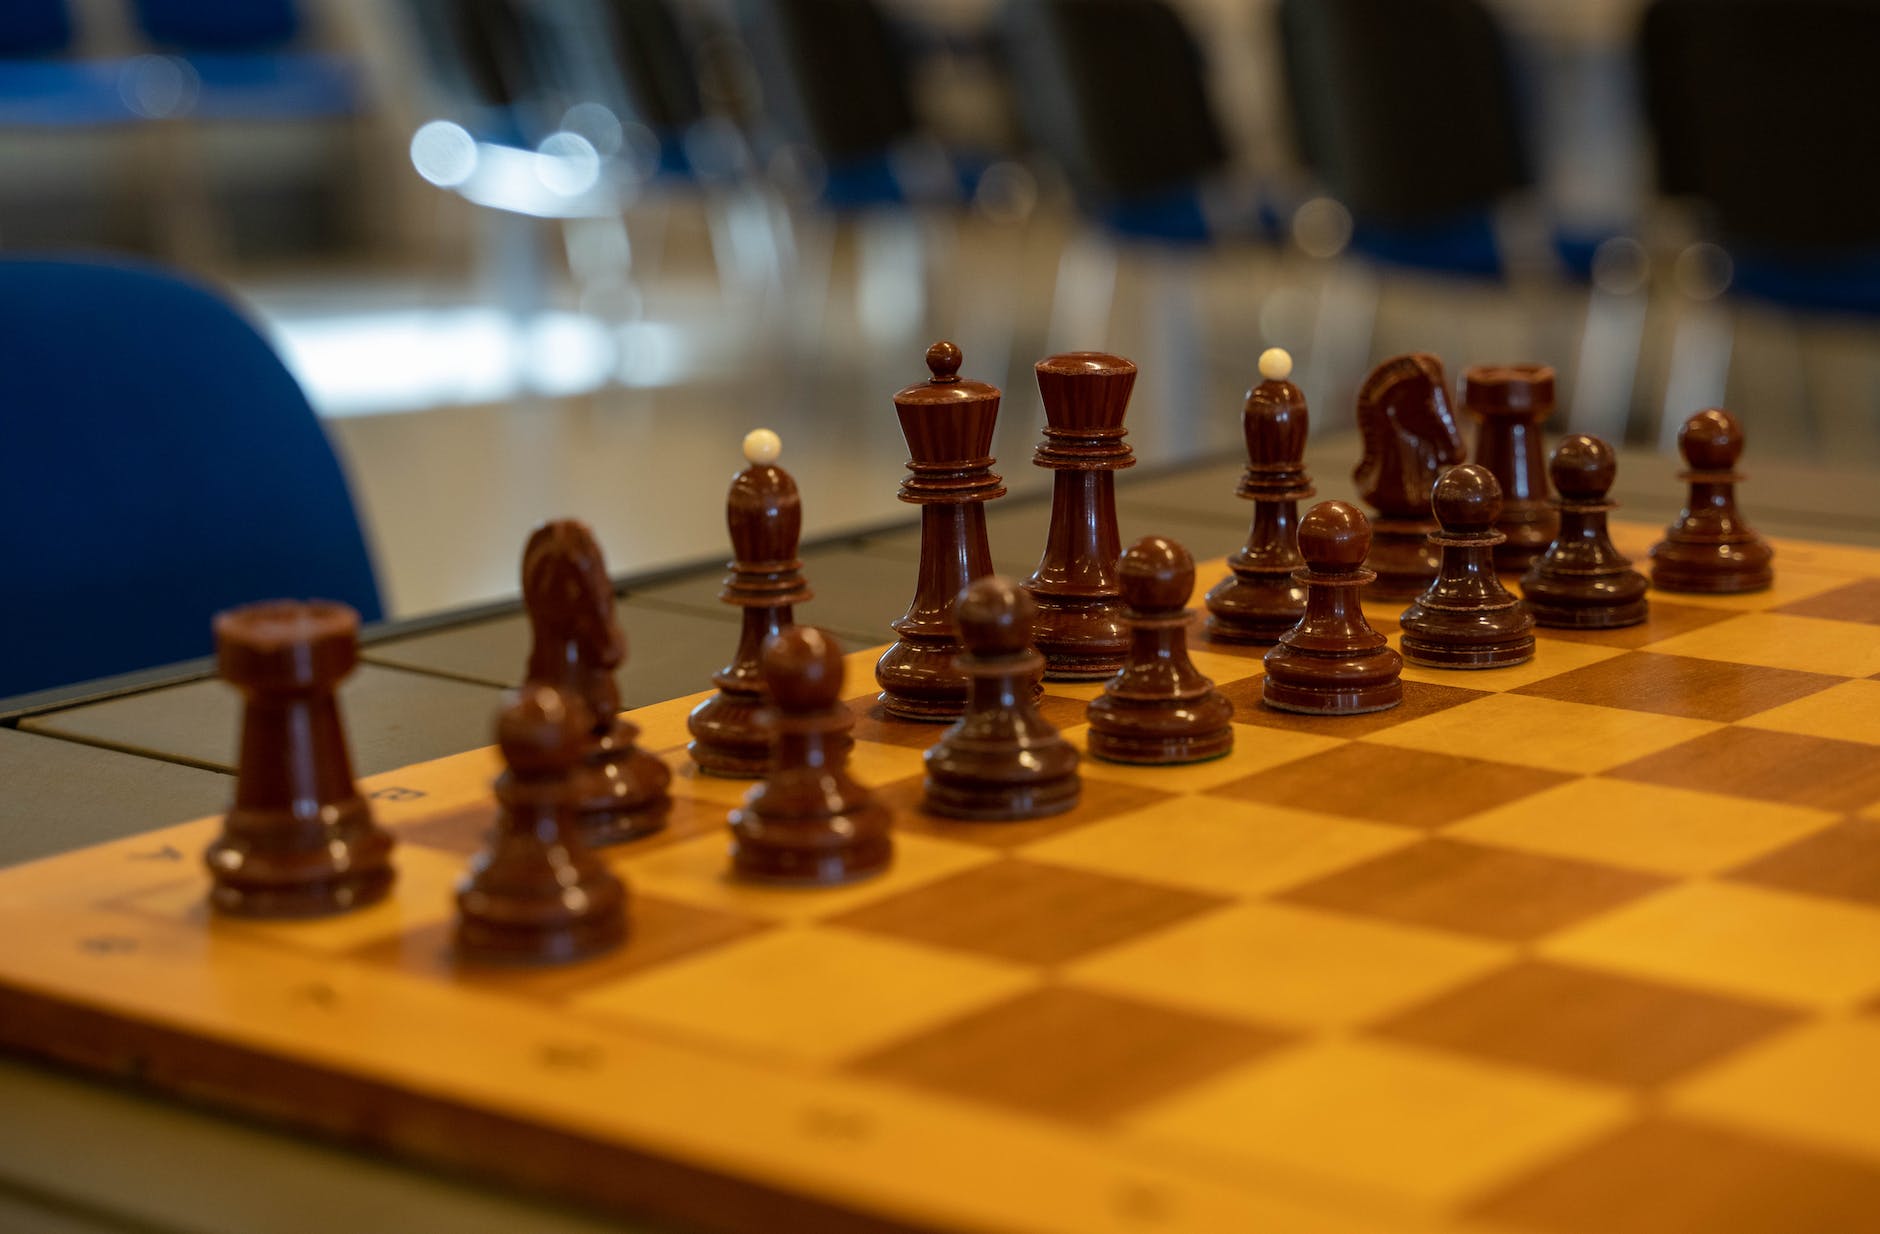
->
3, 522, 1879, 1234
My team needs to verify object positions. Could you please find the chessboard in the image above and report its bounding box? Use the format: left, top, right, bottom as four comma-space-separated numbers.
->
2, 522, 1878, 1234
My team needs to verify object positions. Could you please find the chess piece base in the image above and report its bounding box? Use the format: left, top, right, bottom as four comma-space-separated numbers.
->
1650, 545, 1774, 594
1027, 594, 1127, 680
876, 635, 968, 721
1085, 695, 1235, 765
454, 870, 628, 965
1261, 675, 1404, 715
575, 720, 672, 845
206, 800, 395, 918
729, 811, 893, 886
923, 770, 1080, 821
1400, 631, 1535, 669
686, 689, 768, 778
1204, 574, 1308, 645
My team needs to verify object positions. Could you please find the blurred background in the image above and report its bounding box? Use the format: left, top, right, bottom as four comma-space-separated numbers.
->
3, 0, 1876, 628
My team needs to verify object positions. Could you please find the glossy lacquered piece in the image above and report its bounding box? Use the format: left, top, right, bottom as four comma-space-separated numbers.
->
688, 430, 811, 777
522, 521, 670, 844
1462, 363, 1559, 573
877, 342, 1006, 720
1263, 502, 1405, 714
1399, 465, 1537, 668
923, 577, 1081, 820
1353, 353, 1465, 599
456, 685, 628, 964
1023, 352, 1137, 679
1650, 409, 1775, 594
204, 600, 396, 917
1522, 435, 1650, 628
732, 627, 892, 885
1206, 348, 1314, 644
1087, 537, 1234, 764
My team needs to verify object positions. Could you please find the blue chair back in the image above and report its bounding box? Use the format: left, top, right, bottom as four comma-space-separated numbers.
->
0, 0, 73, 57
0, 256, 382, 698
131, 0, 302, 50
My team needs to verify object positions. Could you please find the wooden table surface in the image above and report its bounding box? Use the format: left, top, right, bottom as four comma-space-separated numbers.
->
2, 439, 1875, 1234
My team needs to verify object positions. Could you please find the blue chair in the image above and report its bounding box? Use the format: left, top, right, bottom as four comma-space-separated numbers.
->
129, 0, 361, 122
0, 256, 382, 699
0, 0, 137, 129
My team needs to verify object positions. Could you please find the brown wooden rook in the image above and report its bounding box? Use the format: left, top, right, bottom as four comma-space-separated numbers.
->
1399, 464, 1537, 668
1087, 537, 1235, 764
456, 685, 628, 964
1023, 351, 1137, 679
1522, 434, 1650, 628
877, 341, 1006, 720
1206, 347, 1314, 644
1354, 353, 1465, 599
1263, 502, 1405, 715
205, 600, 395, 917
924, 576, 1081, 820
1461, 363, 1558, 572
1649, 408, 1774, 593
688, 429, 812, 777
522, 521, 670, 846
734, 627, 893, 884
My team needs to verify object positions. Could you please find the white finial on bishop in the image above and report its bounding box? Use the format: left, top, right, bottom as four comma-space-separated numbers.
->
742, 428, 782, 466
1258, 347, 1293, 383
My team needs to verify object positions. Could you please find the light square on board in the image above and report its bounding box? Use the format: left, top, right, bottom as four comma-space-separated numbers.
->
1470, 1116, 1880, 1234
1510, 652, 1843, 722
849, 985, 1293, 1125
1363, 693, 1722, 773
108, 845, 464, 954
1064, 900, 1509, 1030
880, 773, 1179, 850
1541, 881, 1880, 1009
1277, 838, 1668, 943
569, 926, 1034, 1066
1672, 1018, 1880, 1164
1016, 797, 1416, 899
619, 830, 995, 923
825, 859, 1227, 966
1125, 1038, 1627, 1210
1728, 817, 1880, 908
1217, 677, 1490, 739
1395, 636, 1625, 693
1646, 566, 1857, 613
1774, 578, 1880, 625
1069, 723, 1344, 793
351, 894, 771, 1001
1641, 612, 1880, 678
1372, 958, 1800, 1088
1205, 743, 1573, 830
1608, 726, 1880, 814
1447, 778, 1838, 877
627, 692, 711, 755
1530, 600, 1738, 650
1738, 678, 1880, 745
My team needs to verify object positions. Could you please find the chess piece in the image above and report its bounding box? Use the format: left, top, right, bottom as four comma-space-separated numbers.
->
1522, 435, 1650, 628
924, 576, 1081, 820
1650, 408, 1775, 593
733, 627, 893, 884
1399, 464, 1537, 668
204, 600, 395, 917
1354, 353, 1466, 599
877, 341, 1006, 720
456, 685, 628, 964
521, 521, 670, 845
1206, 347, 1314, 643
1022, 351, 1137, 679
1086, 537, 1235, 764
1461, 363, 1559, 572
688, 429, 811, 777
1263, 502, 1405, 714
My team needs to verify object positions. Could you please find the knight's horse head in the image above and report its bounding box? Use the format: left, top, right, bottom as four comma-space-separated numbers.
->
1353, 353, 1465, 517
522, 520, 625, 721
